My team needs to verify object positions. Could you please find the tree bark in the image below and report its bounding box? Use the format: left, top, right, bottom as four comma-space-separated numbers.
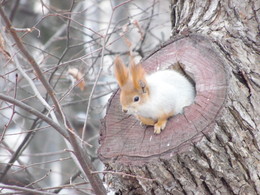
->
99, 0, 260, 194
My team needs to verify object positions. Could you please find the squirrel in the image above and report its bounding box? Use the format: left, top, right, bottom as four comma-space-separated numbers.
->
114, 56, 195, 134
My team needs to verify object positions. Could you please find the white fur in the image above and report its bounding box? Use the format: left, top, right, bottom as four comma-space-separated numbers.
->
136, 70, 195, 120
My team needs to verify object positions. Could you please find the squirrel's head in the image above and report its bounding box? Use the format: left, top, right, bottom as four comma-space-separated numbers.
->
114, 56, 149, 115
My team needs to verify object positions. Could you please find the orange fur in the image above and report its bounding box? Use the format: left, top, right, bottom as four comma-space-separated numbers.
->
114, 56, 129, 87
154, 112, 174, 134
137, 115, 156, 126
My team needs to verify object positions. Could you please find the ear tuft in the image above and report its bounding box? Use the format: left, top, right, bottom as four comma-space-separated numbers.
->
130, 58, 147, 92
114, 56, 129, 87
139, 80, 146, 93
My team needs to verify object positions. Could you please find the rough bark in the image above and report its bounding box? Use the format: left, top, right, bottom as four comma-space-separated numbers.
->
99, 0, 260, 194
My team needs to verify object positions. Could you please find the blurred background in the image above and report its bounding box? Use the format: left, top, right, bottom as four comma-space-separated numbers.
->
0, 0, 171, 194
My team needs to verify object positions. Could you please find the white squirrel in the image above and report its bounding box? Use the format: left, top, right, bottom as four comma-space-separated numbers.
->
114, 56, 195, 134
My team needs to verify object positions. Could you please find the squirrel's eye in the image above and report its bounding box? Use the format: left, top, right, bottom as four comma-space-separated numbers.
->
133, 96, 140, 102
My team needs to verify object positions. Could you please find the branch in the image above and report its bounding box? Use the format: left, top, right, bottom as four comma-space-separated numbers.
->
0, 94, 68, 185
0, 6, 107, 195
92, 170, 156, 182
0, 5, 64, 126
0, 74, 18, 142
12, 51, 59, 124
0, 124, 41, 189
0, 164, 32, 188
0, 184, 56, 195
9, 0, 20, 22
0, 94, 68, 139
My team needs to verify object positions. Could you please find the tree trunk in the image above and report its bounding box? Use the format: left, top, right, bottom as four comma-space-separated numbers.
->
99, 0, 260, 194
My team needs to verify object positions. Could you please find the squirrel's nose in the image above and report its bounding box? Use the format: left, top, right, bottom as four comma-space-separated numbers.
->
122, 109, 128, 113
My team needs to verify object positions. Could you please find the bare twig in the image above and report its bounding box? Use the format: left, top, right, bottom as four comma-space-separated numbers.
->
14, 157, 71, 171
25, 169, 52, 188
0, 93, 67, 183
52, 170, 81, 193
0, 162, 34, 188
48, 0, 75, 89
92, 170, 156, 182
0, 74, 18, 142
0, 7, 107, 195
43, 181, 88, 192
12, 51, 59, 124
0, 184, 57, 195
0, 94, 68, 139
81, 0, 134, 143
9, 0, 20, 22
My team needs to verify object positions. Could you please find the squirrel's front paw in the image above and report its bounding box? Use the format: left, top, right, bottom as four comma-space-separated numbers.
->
154, 120, 167, 134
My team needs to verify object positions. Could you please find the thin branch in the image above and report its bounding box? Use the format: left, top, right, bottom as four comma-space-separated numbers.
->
0, 94, 68, 139
13, 51, 60, 123
53, 170, 81, 193
21, 149, 68, 157
0, 6, 62, 127
0, 184, 57, 195
0, 162, 34, 188
0, 125, 48, 136
92, 170, 156, 182
136, 0, 157, 57
0, 7, 107, 194
61, 90, 113, 107
33, 2, 85, 60
0, 138, 40, 187
0, 129, 36, 184
43, 181, 88, 192
0, 93, 67, 183
13, 157, 71, 172
48, 0, 75, 88
9, 0, 20, 22
25, 170, 52, 188
81, 0, 123, 141
0, 74, 18, 142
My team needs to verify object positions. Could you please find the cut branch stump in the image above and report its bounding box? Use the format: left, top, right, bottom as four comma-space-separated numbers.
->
98, 35, 260, 194
99, 35, 227, 164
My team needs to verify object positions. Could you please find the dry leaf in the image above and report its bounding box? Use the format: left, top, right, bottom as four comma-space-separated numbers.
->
68, 68, 86, 91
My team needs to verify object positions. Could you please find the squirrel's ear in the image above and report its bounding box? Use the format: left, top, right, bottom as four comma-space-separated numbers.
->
130, 58, 147, 93
114, 56, 129, 88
